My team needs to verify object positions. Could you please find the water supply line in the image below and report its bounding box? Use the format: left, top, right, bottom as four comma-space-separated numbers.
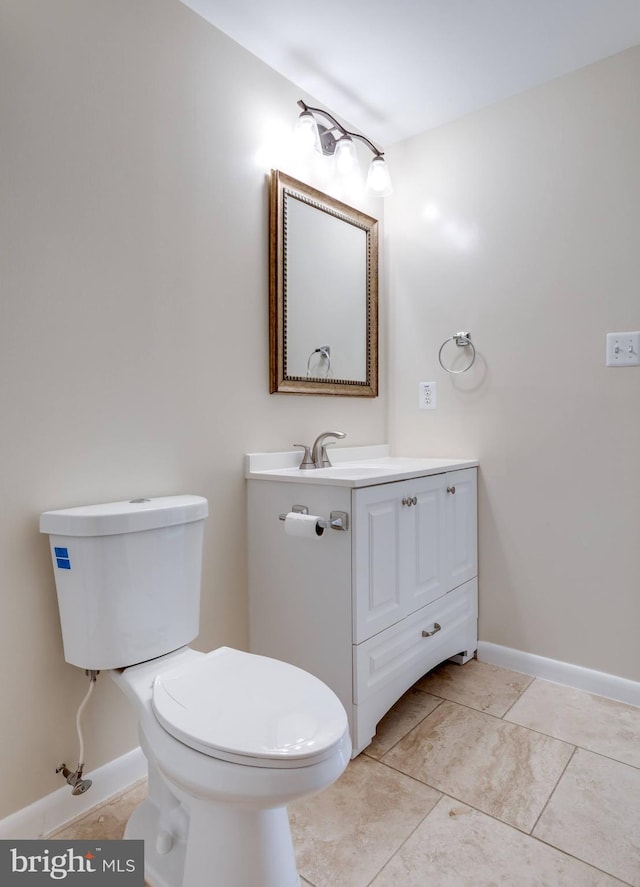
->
56, 669, 99, 795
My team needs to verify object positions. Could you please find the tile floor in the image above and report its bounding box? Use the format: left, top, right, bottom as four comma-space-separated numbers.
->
49, 659, 640, 886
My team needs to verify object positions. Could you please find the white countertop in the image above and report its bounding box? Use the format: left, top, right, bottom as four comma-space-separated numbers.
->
245, 445, 478, 488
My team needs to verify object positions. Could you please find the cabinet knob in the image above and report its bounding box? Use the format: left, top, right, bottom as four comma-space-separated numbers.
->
401, 496, 418, 507
447, 485, 456, 494
422, 623, 442, 638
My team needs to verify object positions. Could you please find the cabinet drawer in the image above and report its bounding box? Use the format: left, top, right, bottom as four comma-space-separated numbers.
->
353, 580, 477, 704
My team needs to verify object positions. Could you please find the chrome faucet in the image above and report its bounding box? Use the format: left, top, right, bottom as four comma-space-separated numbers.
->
311, 430, 346, 468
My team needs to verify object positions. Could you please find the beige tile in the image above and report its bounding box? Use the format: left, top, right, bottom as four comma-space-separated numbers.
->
289, 754, 440, 887
505, 679, 640, 767
48, 779, 147, 840
382, 700, 573, 832
49, 807, 126, 840
371, 797, 626, 886
104, 778, 147, 818
534, 749, 640, 886
364, 687, 442, 759
415, 658, 533, 716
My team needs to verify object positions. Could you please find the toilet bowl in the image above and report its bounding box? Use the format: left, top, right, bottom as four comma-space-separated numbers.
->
112, 646, 351, 887
40, 495, 351, 887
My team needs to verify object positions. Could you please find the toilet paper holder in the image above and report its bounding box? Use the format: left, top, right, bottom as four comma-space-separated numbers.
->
278, 505, 349, 531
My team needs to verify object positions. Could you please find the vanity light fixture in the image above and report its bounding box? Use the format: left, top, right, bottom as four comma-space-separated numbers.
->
294, 99, 393, 197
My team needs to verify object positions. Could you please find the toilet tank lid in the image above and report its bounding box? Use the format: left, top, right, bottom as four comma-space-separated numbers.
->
40, 495, 208, 537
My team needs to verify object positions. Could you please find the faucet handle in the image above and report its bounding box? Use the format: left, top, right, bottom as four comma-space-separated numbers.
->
318, 441, 339, 468
293, 444, 315, 470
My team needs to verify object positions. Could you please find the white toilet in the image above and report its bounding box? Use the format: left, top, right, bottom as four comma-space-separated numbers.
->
40, 495, 351, 887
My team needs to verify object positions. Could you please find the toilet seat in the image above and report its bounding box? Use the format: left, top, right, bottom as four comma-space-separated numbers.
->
152, 647, 349, 768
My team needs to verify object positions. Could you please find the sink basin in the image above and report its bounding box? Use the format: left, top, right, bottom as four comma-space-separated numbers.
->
311, 466, 395, 478
266, 465, 395, 480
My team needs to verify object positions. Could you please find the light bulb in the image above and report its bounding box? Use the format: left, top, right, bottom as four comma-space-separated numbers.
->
334, 135, 358, 175
293, 110, 321, 155
366, 156, 393, 197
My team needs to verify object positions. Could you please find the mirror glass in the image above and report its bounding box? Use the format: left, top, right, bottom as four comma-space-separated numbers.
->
269, 170, 378, 396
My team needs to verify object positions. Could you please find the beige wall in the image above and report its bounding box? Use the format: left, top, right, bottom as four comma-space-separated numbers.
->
387, 46, 640, 683
3, 0, 639, 826
0, 0, 387, 819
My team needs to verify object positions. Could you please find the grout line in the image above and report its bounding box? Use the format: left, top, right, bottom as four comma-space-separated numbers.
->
530, 833, 636, 887
499, 674, 537, 719
500, 715, 640, 771
571, 746, 640, 771
369, 772, 635, 887
420, 689, 639, 771
528, 744, 578, 836
383, 694, 571, 740
363, 793, 444, 887
375, 756, 542, 837
362, 696, 446, 761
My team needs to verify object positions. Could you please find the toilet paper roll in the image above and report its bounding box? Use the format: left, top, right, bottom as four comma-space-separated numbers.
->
283, 512, 325, 538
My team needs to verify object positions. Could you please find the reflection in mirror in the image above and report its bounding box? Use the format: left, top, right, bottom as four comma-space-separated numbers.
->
286, 198, 366, 381
269, 170, 378, 397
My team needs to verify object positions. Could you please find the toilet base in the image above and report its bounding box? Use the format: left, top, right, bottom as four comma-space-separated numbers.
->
125, 800, 185, 887
125, 793, 301, 887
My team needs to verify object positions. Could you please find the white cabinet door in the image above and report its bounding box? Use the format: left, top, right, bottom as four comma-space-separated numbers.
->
352, 485, 403, 643
445, 468, 477, 590
401, 473, 447, 613
353, 474, 448, 643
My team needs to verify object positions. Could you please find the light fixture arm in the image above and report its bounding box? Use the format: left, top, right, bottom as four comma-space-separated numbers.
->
297, 100, 384, 158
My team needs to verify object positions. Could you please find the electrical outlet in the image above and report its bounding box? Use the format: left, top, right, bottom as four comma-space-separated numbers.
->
606, 331, 640, 366
418, 381, 437, 410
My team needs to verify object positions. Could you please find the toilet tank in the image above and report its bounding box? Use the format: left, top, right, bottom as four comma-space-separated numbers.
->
39, 495, 209, 670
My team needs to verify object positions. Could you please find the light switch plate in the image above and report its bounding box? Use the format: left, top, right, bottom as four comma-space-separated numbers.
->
419, 381, 437, 409
606, 331, 640, 366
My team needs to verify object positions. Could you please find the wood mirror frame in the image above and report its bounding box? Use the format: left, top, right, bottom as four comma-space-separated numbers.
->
269, 170, 378, 396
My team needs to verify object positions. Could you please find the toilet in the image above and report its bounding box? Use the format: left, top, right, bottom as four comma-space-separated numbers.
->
40, 495, 351, 887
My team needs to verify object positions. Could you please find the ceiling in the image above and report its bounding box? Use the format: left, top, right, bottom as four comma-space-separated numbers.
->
179, 0, 640, 149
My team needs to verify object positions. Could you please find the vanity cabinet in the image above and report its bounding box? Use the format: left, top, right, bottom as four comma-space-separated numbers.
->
353, 469, 476, 644
247, 457, 477, 756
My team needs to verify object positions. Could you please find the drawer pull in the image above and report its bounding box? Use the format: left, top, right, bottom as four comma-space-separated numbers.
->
447, 485, 456, 494
422, 622, 442, 638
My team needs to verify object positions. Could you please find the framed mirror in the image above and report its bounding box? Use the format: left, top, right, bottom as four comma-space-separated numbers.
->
269, 170, 378, 396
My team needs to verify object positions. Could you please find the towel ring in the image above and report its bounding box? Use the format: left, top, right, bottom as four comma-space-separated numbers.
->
438, 331, 476, 374
306, 346, 331, 378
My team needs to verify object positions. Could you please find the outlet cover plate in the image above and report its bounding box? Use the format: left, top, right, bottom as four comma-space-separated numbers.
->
419, 381, 437, 409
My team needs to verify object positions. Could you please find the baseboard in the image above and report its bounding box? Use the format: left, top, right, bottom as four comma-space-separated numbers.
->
0, 747, 147, 839
477, 642, 640, 708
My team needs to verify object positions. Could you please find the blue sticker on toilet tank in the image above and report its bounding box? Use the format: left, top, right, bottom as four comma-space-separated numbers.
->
54, 548, 71, 569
